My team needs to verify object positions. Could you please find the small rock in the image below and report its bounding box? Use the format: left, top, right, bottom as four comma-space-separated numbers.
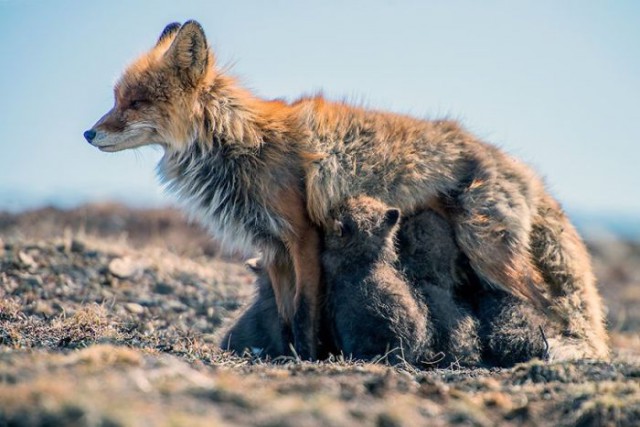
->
194, 318, 210, 332
136, 299, 159, 308
108, 257, 140, 279
100, 289, 114, 299
166, 300, 188, 313
153, 282, 174, 295
70, 239, 86, 253
24, 275, 43, 288
125, 302, 145, 314
18, 251, 37, 270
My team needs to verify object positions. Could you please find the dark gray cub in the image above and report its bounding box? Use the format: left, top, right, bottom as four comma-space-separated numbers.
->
399, 209, 548, 367
220, 259, 285, 359
397, 210, 482, 366
475, 290, 550, 367
322, 196, 428, 364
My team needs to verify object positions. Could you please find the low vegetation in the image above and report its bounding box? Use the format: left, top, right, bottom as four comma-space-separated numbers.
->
1, 205, 639, 426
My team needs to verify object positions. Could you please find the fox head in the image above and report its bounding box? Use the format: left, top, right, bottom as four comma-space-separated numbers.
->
325, 196, 401, 258
84, 21, 216, 152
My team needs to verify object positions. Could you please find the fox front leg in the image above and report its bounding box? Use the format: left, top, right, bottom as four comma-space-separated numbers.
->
288, 226, 323, 360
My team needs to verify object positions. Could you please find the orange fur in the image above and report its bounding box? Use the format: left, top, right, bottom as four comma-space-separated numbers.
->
86, 21, 609, 360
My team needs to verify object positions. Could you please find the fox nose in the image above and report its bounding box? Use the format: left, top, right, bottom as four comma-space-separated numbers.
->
83, 129, 96, 143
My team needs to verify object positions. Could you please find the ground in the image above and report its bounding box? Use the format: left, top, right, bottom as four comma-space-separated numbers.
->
0, 205, 639, 426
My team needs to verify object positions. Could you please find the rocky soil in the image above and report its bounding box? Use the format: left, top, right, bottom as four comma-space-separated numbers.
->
0, 205, 639, 426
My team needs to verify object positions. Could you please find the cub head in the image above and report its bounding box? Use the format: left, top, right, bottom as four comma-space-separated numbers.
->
325, 196, 401, 258
84, 20, 215, 152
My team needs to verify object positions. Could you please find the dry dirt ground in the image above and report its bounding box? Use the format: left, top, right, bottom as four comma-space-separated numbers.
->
0, 205, 639, 426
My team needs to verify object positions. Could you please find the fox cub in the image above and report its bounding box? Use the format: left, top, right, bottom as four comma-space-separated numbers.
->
224, 197, 548, 367
398, 211, 549, 366
322, 196, 479, 365
220, 259, 286, 359
221, 258, 339, 360
223, 199, 480, 366
322, 196, 429, 364
87, 20, 608, 359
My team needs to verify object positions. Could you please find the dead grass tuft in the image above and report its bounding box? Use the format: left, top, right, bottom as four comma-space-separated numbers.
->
62, 344, 143, 368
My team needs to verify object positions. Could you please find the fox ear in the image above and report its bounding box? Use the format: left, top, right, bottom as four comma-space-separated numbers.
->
157, 22, 181, 46
165, 20, 209, 86
384, 208, 400, 228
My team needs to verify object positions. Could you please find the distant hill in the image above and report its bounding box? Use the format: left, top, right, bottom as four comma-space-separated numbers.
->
0, 196, 638, 242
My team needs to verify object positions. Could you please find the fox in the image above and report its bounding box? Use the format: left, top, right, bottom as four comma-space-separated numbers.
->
223, 197, 481, 366
85, 20, 608, 360
222, 207, 479, 365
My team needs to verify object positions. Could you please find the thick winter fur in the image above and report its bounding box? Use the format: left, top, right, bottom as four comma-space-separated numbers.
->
86, 20, 608, 360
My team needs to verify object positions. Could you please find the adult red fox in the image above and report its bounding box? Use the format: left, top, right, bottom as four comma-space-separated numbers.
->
85, 21, 608, 359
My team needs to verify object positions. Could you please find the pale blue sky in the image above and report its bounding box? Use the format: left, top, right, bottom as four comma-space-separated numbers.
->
1, 1, 639, 217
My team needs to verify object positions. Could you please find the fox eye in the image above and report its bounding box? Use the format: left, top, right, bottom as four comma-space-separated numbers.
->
129, 99, 148, 110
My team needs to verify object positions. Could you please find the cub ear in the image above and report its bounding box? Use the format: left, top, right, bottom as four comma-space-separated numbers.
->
244, 257, 263, 274
164, 20, 209, 86
156, 22, 181, 46
332, 220, 344, 237
384, 208, 401, 228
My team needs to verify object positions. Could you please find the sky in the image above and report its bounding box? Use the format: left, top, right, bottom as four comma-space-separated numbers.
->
0, 1, 639, 218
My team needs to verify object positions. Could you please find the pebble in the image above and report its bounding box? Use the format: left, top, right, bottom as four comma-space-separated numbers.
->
166, 300, 188, 313
70, 239, 86, 253
108, 257, 140, 279
125, 302, 145, 314
18, 251, 37, 270
153, 282, 174, 295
